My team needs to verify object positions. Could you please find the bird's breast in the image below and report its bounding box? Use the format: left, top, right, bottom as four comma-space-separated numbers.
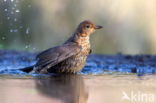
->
50, 36, 91, 73
77, 36, 91, 54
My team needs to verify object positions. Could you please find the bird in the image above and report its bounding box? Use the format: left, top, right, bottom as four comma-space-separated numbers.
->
20, 20, 103, 74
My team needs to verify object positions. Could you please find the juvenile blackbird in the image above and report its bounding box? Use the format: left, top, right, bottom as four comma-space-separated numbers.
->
21, 20, 102, 74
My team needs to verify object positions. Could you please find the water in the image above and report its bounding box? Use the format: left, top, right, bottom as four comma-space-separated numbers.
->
0, 51, 155, 103
1, 0, 156, 102
0, 51, 156, 75
0, 75, 156, 103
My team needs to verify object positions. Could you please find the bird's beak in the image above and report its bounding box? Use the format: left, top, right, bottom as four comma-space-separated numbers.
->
95, 25, 103, 29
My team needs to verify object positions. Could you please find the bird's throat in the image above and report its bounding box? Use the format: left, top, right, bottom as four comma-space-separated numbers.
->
76, 35, 90, 49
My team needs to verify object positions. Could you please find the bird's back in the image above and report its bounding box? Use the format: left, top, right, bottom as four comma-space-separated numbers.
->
38, 40, 91, 74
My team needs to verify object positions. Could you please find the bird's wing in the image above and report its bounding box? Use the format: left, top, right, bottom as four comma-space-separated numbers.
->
35, 43, 81, 68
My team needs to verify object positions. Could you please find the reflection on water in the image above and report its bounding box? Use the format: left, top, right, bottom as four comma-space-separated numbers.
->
0, 75, 88, 103
0, 75, 156, 103
35, 75, 88, 103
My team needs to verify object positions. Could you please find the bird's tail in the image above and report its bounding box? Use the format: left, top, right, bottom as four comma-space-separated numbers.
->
19, 66, 34, 73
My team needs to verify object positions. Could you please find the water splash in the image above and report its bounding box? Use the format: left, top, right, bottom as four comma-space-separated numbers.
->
26, 28, 30, 34
25, 45, 30, 49
15, 9, 20, 12
4, 9, 8, 11
10, 29, 18, 32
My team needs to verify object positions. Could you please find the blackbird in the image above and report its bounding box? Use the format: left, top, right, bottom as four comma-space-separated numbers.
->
21, 20, 102, 74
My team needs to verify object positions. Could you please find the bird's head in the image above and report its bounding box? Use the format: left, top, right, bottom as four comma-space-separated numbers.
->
76, 20, 103, 37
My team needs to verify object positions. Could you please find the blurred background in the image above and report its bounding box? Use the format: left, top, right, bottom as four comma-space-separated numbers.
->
0, 0, 156, 54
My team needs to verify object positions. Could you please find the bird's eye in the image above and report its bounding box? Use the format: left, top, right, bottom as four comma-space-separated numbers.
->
86, 25, 90, 28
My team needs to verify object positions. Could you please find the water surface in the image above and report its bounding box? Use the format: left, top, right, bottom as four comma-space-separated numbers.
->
0, 51, 156, 103
0, 74, 156, 103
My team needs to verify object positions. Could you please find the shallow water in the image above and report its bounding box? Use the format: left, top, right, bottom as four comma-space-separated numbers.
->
0, 51, 156, 103
0, 75, 156, 103
0, 51, 156, 75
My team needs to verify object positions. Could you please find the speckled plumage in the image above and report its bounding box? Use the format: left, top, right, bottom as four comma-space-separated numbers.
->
21, 20, 102, 74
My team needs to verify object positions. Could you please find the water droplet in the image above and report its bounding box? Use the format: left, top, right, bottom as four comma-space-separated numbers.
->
25, 45, 30, 49
26, 28, 30, 34
4, 0, 7, 2
15, 9, 20, 12
11, 0, 14, 2
10, 29, 18, 32
10, 29, 13, 32
14, 18, 17, 22
4, 9, 8, 11
25, 45, 28, 48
